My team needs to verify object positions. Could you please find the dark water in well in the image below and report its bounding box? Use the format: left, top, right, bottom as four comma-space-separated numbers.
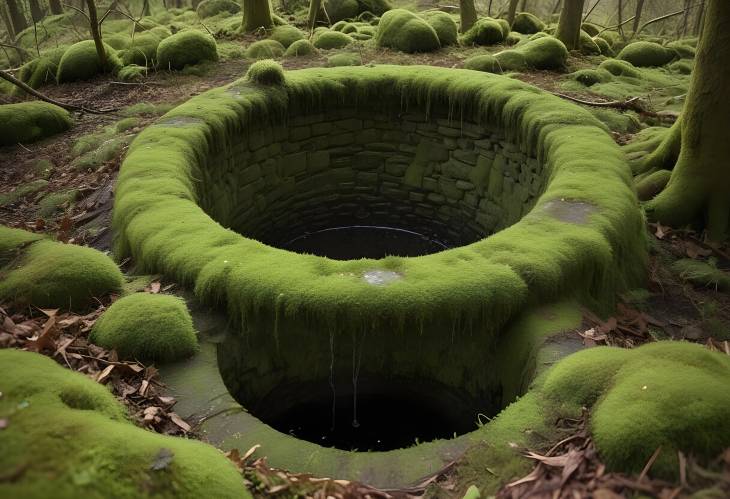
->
282, 225, 448, 260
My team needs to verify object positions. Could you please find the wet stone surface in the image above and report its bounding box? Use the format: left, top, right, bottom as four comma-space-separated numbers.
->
362, 269, 403, 286
540, 198, 597, 224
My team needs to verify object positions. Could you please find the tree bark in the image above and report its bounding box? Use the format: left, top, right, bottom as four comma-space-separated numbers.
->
617, 0, 623, 38
507, 0, 519, 25
556, 0, 585, 50
693, 1, 705, 35
460, 0, 477, 32
307, 0, 321, 31
49, 0, 64, 15
242, 0, 274, 32
6, 0, 27, 33
28, 0, 45, 22
645, 0, 730, 240
85, 0, 107, 68
519, 0, 528, 12
680, 0, 692, 38
1, 3, 16, 38
631, 0, 644, 35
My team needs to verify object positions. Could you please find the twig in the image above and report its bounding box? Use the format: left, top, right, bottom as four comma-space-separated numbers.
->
583, 0, 602, 22
634, 5, 699, 37
62, 2, 91, 23
597, 15, 636, 36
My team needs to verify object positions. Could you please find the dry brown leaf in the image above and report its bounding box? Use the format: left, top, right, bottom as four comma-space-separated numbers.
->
168, 412, 191, 432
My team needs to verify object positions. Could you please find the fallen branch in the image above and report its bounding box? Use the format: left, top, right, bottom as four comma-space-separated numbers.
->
0, 69, 117, 114
552, 93, 678, 123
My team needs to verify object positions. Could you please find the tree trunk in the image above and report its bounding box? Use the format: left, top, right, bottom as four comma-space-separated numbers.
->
1, 3, 16, 38
49, 0, 64, 15
645, 0, 730, 240
552, 0, 562, 15
680, 0, 692, 37
488, 0, 493, 17
242, 0, 274, 32
6, 0, 27, 33
617, 0, 623, 38
519, 0, 528, 12
693, 1, 705, 35
507, 0, 519, 25
28, 0, 44, 22
307, 0, 321, 31
85, 0, 107, 68
556, 0, 585, 50
631, 0, 644, 35
460, 0, 477, 32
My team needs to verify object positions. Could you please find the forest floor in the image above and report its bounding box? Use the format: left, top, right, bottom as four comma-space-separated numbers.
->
1, 42, 730, 498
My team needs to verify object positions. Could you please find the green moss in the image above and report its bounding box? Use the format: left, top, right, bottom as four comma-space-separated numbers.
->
314, 30, 355, 50
0, 226, 44, 266
505, 31, 522, 45
0, 102, 72, 146
463, 54, 502, 74
0, 349, 249, 498
118, 64, 147, 82
121, 102, 175, 117
544, 342, 730, 477
196, 0, 240, 18
56, 40, 122, 83
669, 59, 693, 74
114, 65, 646, 343
635, 169, 671, 201
33, 158, 55, 179
115, 117, 140, 133
326, 52, 362, 67
598, 58, 642, 78
0, 229, 124, 310
270, 25, 305, 48
666, 40, 695, 59
15, 47, 66, 91
91, 293, 198, 362
672, 259, 730, 291
324, 0, 390, 23
0, 179, 48, 207
284, 39, 318, 57
245, 39, 286, 59
421, 10, 458, 46
592, 36, 613, 56
512, 12, 545, 34
579, 30, 601, 55
571, 68, 612, 87
157, 31, 218, 70
460, 17, 505, 46
38, 190, 78, 218
495, 36, 568, 70
617, 41, 675, 67
120, 33, 162, 67
246, 59, 285, 85
105, 34, 131, 50
581, 22, 600, 36
588, 107, 640, 134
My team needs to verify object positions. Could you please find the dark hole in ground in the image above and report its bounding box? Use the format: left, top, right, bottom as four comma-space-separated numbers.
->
281, 225, 449, 260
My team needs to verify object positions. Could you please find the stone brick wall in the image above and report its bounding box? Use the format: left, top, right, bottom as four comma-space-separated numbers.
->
197, 107, 546, 249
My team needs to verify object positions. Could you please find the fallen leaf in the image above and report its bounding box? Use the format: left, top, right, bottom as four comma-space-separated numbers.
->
168, 412, 191, 432
96, 364, 115, 384
149, 282, 161, 294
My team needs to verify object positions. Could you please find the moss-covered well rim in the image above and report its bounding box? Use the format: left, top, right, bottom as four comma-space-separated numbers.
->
114, 65, 646, 335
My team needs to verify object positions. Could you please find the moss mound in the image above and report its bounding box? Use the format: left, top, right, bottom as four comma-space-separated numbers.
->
313, 30, 354, 50
617, 41, 675, 67
463, 54, 502, 74
598, 58, 642, 78
246, 39, 286, 59
56, 40, 122, 83
375, 9, 440, 53
0, 101, 72, 146
571, 68, 613, 87
118, 64, 147, 82
0, 349, 248, 498
544, 342, 730, 476
495, 36, 568, 70
15, 47, 66, 91
270, 25, 305, 48
90, 293, 198, 362
668, 59, 693, 74
579, 30, 601, 55
581, 22, 600, 36
157, 30, 218, 70
324, 0, 390, 23
246, 59, 285, 85
326, 52, 362, 67
196, 0, 240, 18
512, 12, 545, 34
0, 226, 123, 310
666, 40, 696, 59
0, 180, 48, 207
284, 39, 318, 57
672, 259, 730, 291
461, 17, 505, 46
0, 226, 44, 265
421, 10, 458, 46
120, 33, 162, 67
592, 36, 613, 56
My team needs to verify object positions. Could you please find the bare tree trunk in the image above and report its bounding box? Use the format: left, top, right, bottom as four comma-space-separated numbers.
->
617, 0, 624, 39
460, 0, 477, 32
631, 0, 644, 35
1, 3, 16, 38
307, 0, 321, 31
49, 0, 64, 15
242, 0, 274, 32
85, 0, 106, 67
6, 0, 28, 33
28, 0, 45, 22
645, 0, 730, 241
693, 0, 705, 35
488, 0, 494, 17
680, 0, 692, 37
141, 0, 151, 16
556, 0, 585, 50
507, 0, 519, 24
552, 0, 562, 15
520, 0, 528, 12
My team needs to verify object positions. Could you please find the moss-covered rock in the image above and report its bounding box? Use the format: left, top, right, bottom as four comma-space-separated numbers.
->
323, 0, 390, 23
120, 33, 162, 67
495, 36, 568, 70
460, 17, 505, 46
0, 101, 72, 146
579, 30, 601, 55
157, 30, 218, 70
0, 349, 249, 498
598, 58, 642, 78
592, 36, 613, 56
15, 47, 66, 91
571, 68, 613, 87
56, 40, 122, 83
270, 25, 305, 48
581, 22, 600, 36
512, 12, 545, 34
544, 342, 730, 476
246, 39, 286, 59
0, 226, 123, 310
118, 64, 147, 82
196, 0, 240, 18
375, 9, 440, 53
90, 293, 198, 362
666, 40, 696, 59
284, 39, 318, 57
313, 30, 354, 50
246, 59, 285, 85
668, 59, 693, 74
326, 52, 362, 67
463, 54, 502, 74
617, 41, 675, 67
421, 10, 458, 46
